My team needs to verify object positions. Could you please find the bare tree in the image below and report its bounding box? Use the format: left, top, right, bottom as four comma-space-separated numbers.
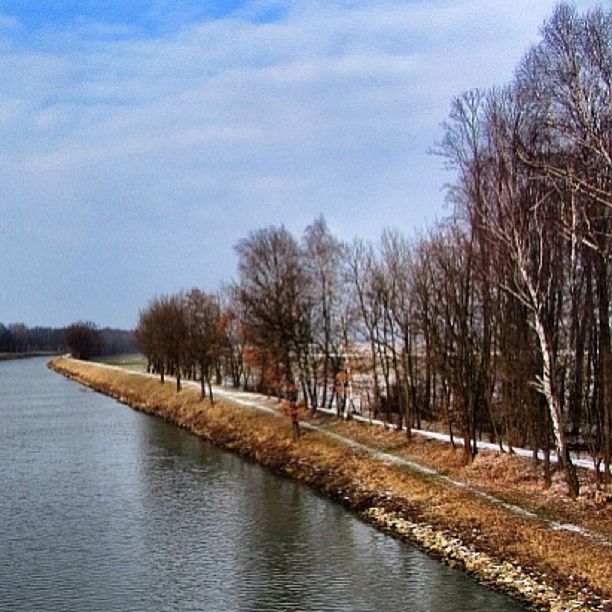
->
344, 239, 384, 420
235, 226, 309, 438
134, 295, 189, 391
302, 216, 343, 412
64, 322, 103, 360
516, 4, 611, 485
185, 288, 221, 403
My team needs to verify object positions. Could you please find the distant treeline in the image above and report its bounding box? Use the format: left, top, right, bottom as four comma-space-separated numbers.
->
0, 322, 135, 357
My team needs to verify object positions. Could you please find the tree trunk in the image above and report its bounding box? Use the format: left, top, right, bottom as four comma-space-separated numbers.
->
208, 377, 214, 405
595, 260, 611, 487
533, 315, 579, 498
200, 376, 206, 400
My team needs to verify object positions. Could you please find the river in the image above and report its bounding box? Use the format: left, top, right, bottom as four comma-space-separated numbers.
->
0, 358, 522, 611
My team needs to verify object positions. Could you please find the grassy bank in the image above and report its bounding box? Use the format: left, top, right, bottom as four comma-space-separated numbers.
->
48, 357, 611, 611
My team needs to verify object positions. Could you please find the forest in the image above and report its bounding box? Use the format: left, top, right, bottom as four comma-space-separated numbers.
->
134, 4, 610, 499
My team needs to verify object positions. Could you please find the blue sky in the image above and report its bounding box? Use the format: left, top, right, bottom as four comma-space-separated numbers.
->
0, 0, 604, 328
1, 1, 252, 31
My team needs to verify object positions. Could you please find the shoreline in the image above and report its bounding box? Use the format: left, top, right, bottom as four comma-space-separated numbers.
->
48, 357, 611, 611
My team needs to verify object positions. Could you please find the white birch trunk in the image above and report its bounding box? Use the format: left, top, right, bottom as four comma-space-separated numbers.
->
516, 249, 567, 462
532, 314, 565, 459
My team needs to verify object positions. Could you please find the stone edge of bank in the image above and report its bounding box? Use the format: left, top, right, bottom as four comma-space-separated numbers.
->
48, 358, 608, 612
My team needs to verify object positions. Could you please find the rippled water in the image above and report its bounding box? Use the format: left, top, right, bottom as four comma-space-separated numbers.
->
0, 358, 523, 611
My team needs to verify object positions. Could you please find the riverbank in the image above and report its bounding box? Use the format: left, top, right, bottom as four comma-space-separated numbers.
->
48, 357, 611, 611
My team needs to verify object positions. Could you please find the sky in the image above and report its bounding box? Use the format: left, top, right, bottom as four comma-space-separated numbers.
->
0, 0, 604, 329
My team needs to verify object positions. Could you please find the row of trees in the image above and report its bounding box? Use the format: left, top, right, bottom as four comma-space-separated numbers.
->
135, 209, 608, 496
0, 321, 134, 359
433, 3, 610, 497
0, 323, 65, 354
134, 289, 223, 401
64, 322, 104, 360
133, 4, 610, 497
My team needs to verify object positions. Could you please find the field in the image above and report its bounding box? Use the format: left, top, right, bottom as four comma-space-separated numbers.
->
93, 353, 146, 370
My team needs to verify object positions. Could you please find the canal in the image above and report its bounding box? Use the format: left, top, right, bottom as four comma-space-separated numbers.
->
0, 358, 522, 611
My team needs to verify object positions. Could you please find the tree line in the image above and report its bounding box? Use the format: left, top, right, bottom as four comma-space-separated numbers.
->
0, 323, 65, 354
134, 3, 610, 498
0, 321, 135, 359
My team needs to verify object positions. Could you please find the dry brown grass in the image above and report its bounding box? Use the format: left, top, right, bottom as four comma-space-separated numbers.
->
49, 357, 612, 607
322, 417, 612, 539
